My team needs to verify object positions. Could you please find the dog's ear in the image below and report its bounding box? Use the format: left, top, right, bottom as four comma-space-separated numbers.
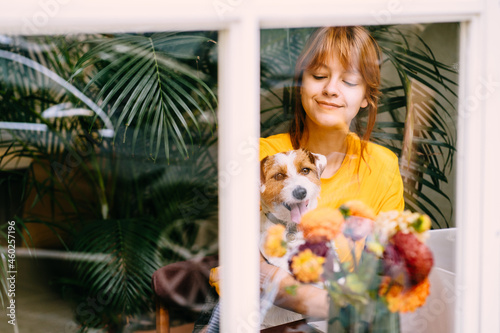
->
310, 152, 327, 178
260, 156, 269, 185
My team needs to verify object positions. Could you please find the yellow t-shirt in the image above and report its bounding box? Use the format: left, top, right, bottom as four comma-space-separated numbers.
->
260, 132, 404, 213
260, 132, 405, 263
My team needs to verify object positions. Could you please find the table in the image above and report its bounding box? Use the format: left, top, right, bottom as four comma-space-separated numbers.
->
260, 319, 321, 333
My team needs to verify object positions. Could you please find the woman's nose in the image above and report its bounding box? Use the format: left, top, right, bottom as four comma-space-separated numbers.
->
322, 78, 339, 97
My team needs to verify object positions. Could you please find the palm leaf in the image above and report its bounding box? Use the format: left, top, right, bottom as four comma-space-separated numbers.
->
73, 33, 218, 161
71, 218, 161, 329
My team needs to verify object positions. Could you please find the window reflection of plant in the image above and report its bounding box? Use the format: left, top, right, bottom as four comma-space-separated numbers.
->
0, 24, 457, 331
260, 25, 457, 229
0, 33, 219, 331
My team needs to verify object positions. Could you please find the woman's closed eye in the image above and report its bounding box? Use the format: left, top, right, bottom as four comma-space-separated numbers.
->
312, 74, 327, 80
343, 80, 358, 87
311, 74, 358, 86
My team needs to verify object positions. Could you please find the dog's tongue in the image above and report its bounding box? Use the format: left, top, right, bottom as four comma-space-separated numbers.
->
290, 202, 309, 223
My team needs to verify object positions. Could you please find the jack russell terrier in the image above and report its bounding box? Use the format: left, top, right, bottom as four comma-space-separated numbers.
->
259, 148, 327, 328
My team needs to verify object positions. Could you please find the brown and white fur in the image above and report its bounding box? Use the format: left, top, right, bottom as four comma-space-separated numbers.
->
259, 149, 326, 328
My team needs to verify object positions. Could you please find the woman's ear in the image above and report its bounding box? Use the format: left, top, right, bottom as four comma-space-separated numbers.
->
361, 98, 368, 109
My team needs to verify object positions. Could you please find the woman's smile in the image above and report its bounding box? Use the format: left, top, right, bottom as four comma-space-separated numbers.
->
316, 100, 343, 110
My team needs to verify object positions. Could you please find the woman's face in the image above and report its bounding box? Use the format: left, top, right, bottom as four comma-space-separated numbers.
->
301, 54, 368, 131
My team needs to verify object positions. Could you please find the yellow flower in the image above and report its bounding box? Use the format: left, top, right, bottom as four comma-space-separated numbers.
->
264, 224, 287, 257
411, 214, 431, 233
366, 239, 384, 257
379, 277, 431, 313
291, 249, 325, 283
300, 207, 344, 243
340, 200, 376, 220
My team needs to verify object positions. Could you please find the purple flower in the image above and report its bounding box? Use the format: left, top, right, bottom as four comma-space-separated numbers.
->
382, 243, 409, 286
298, 241, 330, 257
342, 216, 373, 241
390, 232, 434, 286
382, 232, 434, 288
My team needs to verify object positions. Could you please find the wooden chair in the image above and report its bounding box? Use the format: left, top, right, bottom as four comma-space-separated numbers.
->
152, 255, 218, 333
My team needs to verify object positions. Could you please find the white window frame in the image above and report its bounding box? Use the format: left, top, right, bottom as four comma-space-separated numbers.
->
2, 1, 500, 332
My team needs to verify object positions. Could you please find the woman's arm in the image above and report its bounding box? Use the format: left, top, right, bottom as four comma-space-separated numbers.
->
260, 254, 328, 319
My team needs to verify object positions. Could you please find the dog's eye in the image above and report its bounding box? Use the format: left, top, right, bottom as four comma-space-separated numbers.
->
273, 173, 285, 181
300, 168, 311, 175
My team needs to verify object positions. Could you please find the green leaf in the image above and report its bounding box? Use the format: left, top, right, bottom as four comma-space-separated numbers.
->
73, 33, 217, 161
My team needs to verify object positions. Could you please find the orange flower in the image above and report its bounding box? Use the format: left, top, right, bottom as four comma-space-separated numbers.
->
264, 224, 287, 257
379, 277, 431, 313
290, 249, 325, 283
340, 200, 376, 220
209, 267, 220, 295
300, 207, 344, 243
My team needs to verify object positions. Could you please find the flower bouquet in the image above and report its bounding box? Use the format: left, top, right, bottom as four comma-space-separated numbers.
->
263, 201, 434, 333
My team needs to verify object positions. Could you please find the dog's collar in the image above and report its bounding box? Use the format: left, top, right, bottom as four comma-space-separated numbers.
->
265, 212, 298, 240
265, 212, 287, 226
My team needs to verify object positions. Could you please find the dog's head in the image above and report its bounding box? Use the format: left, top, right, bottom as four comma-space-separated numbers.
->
260, 149, 327, 224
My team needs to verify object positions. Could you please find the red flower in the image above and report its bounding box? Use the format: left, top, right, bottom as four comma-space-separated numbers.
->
387, 231, 434, 286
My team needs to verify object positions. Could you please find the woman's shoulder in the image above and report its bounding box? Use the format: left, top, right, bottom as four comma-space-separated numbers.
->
260, 133, 293, 160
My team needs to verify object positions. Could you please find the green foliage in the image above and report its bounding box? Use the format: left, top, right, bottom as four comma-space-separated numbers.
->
71, 218, 161, 330
260, 28, 313, 137
0, 33, 219, 330
370, 26, 457, 228
72, 32, 218, 161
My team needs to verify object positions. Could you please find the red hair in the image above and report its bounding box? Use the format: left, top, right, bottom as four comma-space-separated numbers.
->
289, 26, 381, 158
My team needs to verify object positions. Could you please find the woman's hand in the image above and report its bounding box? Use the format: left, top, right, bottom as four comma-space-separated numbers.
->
260, 255, 328, 319
211, 256, 329, 319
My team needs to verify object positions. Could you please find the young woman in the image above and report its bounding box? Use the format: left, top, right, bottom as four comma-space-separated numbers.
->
259, 26, 404, 323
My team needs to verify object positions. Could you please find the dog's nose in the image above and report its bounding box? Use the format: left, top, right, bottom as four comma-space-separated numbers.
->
293, 186, 307, 200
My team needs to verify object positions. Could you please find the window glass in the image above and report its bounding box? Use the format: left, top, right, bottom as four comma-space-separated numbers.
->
0, 22, 461, 332
259, 23, 459, 332
0, 31, 219, 332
